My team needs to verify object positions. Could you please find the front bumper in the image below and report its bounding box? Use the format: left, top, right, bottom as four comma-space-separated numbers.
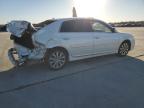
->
130, 38, 135, 50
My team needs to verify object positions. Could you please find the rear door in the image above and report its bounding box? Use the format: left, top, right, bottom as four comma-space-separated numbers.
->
59, 19, 94, 57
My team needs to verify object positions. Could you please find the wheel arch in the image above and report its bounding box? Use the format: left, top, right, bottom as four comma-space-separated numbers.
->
44, 46, 69, 61
121, 39, 131, 50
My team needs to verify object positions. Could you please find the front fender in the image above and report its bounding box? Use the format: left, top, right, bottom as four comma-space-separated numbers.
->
121, 33, 135, 50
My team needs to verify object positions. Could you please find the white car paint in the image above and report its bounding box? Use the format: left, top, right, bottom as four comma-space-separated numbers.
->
33, 18, 135, 61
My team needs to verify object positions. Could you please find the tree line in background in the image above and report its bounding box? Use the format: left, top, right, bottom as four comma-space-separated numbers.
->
1, 20, 144, 32
109, 21, 144, 27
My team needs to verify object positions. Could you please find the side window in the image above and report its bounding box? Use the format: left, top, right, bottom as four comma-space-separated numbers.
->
91, 21, 112, 33
75, 20, 92, 32
60, 20, 75, 32
60, 20, 92, 32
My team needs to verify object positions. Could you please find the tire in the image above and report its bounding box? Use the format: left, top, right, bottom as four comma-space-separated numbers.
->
118, 41, 130, 57
46, 49, 68, 70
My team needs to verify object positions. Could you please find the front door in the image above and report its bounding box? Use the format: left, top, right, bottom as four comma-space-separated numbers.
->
91, 21, 119, 54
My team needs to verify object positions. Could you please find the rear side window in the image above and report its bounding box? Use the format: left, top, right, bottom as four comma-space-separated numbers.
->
60, 20, 75, 32
60, 20, 92, 32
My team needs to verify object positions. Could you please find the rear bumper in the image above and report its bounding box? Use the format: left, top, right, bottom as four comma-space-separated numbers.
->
130, 38, 135, 50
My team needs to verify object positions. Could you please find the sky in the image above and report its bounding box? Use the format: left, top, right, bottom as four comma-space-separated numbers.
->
0, 0, 144, 24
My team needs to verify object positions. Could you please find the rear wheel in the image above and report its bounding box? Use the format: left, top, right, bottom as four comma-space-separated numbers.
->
46, 49, 68, 70
118, 42, 130, 56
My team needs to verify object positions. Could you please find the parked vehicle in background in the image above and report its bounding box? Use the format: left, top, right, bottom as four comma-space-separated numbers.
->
0, 25, 7, 32
7, 18, 135, 70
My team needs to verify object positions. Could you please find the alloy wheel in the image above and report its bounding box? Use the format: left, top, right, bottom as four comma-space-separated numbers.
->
48, 50, 66, 69
118, 42, 129, 56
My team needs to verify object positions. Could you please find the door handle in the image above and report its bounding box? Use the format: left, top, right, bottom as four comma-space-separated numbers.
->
62, 37, 70, 40
94, 37, 100, 39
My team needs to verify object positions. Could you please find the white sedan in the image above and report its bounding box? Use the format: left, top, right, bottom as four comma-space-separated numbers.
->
33, 18, 135, 69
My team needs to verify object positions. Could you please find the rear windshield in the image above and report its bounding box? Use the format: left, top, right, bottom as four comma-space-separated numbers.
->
35, 20, 56, 28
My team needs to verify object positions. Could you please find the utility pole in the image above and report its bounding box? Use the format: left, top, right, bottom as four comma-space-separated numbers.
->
73, 7, 77, 17
72, 0, 77, 17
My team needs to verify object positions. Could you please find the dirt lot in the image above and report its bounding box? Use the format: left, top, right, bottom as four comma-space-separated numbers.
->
0, 32, 13, 71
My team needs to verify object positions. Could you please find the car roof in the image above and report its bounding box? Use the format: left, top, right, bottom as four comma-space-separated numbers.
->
54, 17, 102, 22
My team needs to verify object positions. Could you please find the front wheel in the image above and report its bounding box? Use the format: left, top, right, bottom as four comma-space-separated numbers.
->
46, 49, 68, 70
118, 42, 130, 56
